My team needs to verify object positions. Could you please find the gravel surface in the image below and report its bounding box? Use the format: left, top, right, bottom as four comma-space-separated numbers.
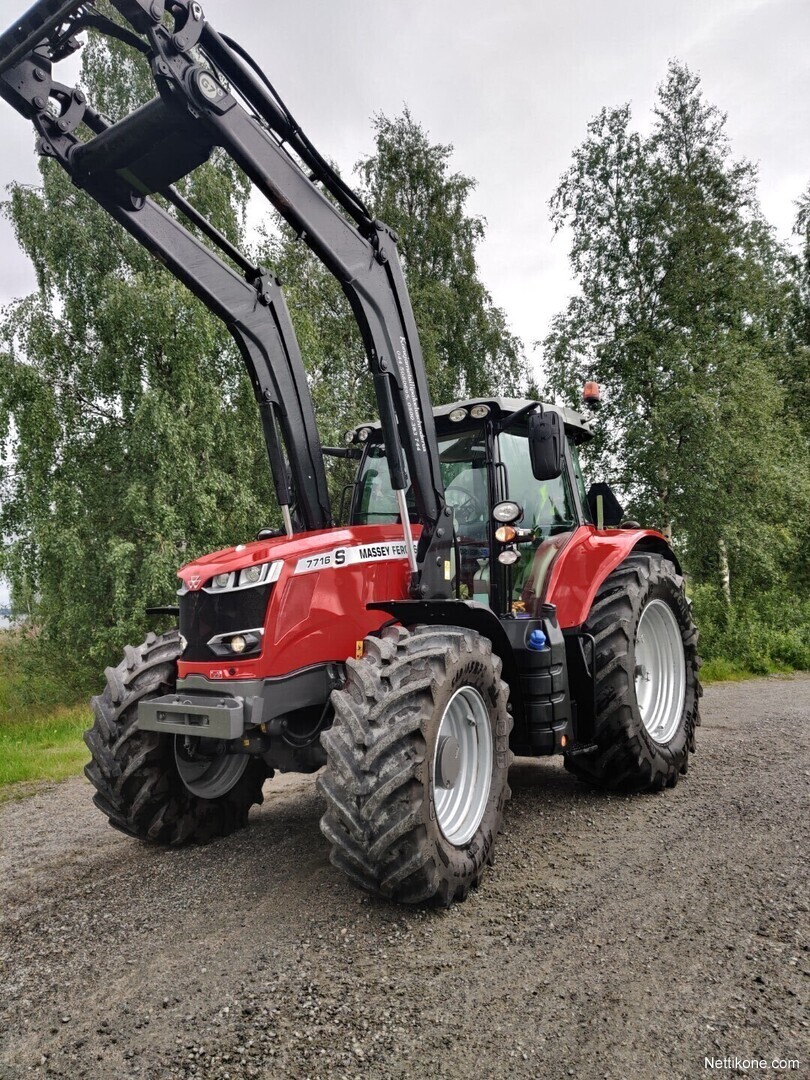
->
1, 675, 808, 1080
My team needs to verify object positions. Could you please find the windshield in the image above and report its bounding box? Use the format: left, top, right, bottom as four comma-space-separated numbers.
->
354, 433, 488, 535
353, 432, 490, 603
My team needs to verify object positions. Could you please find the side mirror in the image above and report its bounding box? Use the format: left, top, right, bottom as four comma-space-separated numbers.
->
528, 410, 563, 481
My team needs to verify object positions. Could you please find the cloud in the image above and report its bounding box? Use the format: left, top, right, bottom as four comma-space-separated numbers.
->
0, 0, 806, 372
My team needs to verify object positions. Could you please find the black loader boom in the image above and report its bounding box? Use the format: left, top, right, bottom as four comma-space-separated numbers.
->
0, 0, 452, 595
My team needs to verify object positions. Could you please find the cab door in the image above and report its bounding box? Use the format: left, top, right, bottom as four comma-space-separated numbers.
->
495, 428, 582, 617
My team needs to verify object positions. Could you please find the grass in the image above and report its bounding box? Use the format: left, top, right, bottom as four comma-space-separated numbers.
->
0, 631, 90, 792
0, 703, 90, 788
700, 657, 772, 683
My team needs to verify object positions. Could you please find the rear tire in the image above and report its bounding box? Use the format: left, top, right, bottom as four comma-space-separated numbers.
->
318, 624, 513, 905
85, 629, 268, 844
564, 554, 701, 792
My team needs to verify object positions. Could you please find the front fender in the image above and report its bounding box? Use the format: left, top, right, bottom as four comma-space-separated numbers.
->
368, 599, 522, 691
544, 526, 680, 629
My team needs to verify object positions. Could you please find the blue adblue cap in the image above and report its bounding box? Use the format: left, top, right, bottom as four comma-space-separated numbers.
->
528, 628, 547, 651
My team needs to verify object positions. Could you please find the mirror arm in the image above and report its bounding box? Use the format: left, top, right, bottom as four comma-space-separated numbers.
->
322, 446, 362, 459
496, 402, 541, 432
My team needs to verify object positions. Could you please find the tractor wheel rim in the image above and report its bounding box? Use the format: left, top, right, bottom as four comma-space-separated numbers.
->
174, 736, 249, 800
432, 685, 493, 846
634, 598, 686, 745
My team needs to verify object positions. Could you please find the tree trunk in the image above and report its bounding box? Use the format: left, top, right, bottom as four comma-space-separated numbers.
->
718, 539, 731, 604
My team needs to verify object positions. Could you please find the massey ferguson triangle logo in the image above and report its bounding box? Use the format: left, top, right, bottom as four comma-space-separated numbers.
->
188, 573, 202, 591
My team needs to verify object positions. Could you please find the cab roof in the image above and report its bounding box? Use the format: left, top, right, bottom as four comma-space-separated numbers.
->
351, 397, 595, 444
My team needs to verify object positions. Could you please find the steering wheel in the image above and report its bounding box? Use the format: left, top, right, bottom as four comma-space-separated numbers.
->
445, 482, 482, 526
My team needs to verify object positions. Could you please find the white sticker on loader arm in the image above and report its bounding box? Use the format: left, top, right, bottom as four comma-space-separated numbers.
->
293, 541, 409, 575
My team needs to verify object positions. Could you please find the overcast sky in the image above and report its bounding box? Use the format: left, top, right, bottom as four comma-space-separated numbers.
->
0, 0, 808, 606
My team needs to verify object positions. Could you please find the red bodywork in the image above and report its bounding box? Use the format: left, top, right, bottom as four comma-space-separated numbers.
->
177, 523, 672, 681
542, 525, 673, 627
177, 525, 420, 681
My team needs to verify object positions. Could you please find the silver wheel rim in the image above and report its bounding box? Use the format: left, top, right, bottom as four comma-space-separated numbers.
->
174, 736, 249, 799
634, 599, 687, 745
432, 686, 493, 847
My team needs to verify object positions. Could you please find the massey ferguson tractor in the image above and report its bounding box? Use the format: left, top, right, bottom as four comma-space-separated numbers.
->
0, 0, 700, 905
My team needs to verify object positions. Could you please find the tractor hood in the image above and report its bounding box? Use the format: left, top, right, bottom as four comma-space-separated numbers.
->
176, 524, 423, 593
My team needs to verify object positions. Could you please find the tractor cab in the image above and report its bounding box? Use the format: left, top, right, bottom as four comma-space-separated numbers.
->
349, 398, 594, 618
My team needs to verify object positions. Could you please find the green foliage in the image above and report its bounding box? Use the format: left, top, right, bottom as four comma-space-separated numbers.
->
0, 28, 527, 686
267, 111, 528, 432
0, 27, 273, 677
262, 109, 529, 508
544, 62, 810, 618
0, 26, 805, 708
0, 632, 89, 789
357, 111, 527, 404
261, 223, 369, 451
257, 228, 364, 513
784, 183, 810, 458
691, 584, 810, 676
0, 630, 88, 711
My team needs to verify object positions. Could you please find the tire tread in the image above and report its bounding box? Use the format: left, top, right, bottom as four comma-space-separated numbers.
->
84, 630, 267, 844
565, 554, 701, 792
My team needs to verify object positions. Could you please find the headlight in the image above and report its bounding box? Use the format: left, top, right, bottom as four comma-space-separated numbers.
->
206, 628, 264, 657
448, 408, 468, 423
497, 548, 520, 565
492, 500, 523, 524
203, 561, 282, 593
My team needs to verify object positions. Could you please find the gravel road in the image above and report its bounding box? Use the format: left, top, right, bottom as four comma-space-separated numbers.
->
1, 675, 808, 1080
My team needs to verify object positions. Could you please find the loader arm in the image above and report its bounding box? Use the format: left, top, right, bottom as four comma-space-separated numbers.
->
0, 0, 453, 597
0, 4, 332, 535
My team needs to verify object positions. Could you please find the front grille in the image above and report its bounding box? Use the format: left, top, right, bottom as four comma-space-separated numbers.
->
179, 584, 273, 662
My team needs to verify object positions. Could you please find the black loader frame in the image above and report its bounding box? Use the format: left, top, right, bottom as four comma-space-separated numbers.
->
0, 0, 453, 594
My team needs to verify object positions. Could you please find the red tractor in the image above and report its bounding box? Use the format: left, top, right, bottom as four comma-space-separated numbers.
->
0, 0, 700, 905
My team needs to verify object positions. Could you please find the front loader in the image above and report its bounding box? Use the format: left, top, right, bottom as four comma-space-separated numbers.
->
0, 0, 700, 905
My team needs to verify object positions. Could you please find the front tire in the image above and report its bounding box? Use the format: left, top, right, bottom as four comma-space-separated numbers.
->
318, 624, 513, 905
85, 630, 268, 844
564, 553, 701, 791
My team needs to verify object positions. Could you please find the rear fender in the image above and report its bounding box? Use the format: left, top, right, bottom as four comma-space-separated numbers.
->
545, 526, 680, 629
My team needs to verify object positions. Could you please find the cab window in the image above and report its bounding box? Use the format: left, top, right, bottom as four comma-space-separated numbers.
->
353, 433, 490, 604
498, 430, 577, 613
570, 441, 592, 523
498, 431, 575, 534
